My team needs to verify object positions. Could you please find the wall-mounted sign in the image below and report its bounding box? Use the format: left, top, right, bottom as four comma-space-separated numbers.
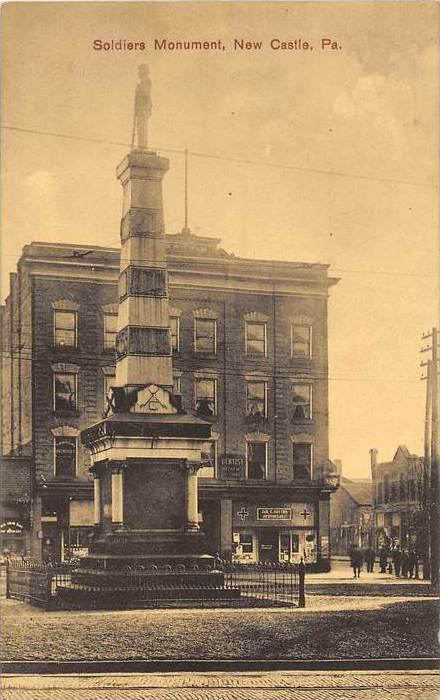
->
219, 454, 245, 480
257, 507, 292, 521
0, 521, 24, 534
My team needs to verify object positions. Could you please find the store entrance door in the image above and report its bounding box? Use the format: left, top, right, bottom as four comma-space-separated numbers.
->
258, 530, 279, 563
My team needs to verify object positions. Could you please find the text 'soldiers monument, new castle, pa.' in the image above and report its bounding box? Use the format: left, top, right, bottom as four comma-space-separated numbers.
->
66, 67, 238, 606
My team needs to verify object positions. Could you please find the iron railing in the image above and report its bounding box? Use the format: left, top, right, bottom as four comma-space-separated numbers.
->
5, 558, 305, 609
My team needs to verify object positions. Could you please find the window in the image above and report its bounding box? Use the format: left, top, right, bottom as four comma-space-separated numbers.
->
173, 374, 181, 394
245, 321, 266, 356
377, 482, 383, 504
53, 310, 77, 348
194, 319, 216, 355
239, 533, 253, 554
195, 378, 217, 416
170, 317, 180, 353
291, 325, 312, 358
246, 381, 267, 417
246, 441, 267, 479
104, 314, 118, 350
54, 373, 77, 411
399, 474, 406, 501
54, 436, 77, 478
383, 474, 390, 503
292, 443, 312, 480
103, 374, 115, 406
291, 384, 312, 420
200, 440, 217, 478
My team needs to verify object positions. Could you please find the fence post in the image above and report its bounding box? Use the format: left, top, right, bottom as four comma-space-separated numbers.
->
46, 571, 53, 611
5, 559, 10, 599
298, 560, 305, 608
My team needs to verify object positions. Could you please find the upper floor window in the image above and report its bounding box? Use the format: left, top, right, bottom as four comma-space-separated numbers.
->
200, 440, 217, 479
173, 374, 181, 394
54, 310, 77, 348
377, 482, 383, 504
383, 474, 390, 503
54, 373, 77, 412
292, 443, 312, 481
246, 441, 267, 479
54, 436, 77, 478
104, 314, 118, 350
291, 325, 312, 359
245, 321, 267, 356
170, 317, 180, 353
194, 319, 217, 355
195, 378, 217, 417
291, 384, 312, 420
399, 474, 406, 500
246, 381, 267, 417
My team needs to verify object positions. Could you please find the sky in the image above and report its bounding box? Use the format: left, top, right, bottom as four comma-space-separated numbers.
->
1, 1, 438, 477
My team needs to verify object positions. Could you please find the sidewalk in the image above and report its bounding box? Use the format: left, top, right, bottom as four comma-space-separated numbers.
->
2, 670, 439, 700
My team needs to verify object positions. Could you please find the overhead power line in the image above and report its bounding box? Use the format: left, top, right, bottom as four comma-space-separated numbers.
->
2, 124, 438, 190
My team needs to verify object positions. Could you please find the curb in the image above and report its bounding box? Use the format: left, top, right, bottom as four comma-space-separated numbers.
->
2, 658, 439, 675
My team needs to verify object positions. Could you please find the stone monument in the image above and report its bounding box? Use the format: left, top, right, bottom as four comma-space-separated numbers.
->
60, 67, 238, 607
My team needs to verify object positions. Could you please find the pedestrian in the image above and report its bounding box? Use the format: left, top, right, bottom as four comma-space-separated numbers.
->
401, 548, 409, 578
350, 545, 363, 578
392, 547, 402, 577
379, 546, 388, 574
365, 546, 375, 572
408, 549, 418, 578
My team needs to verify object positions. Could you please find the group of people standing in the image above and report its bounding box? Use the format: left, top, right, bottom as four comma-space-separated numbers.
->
350, 544, 419, 578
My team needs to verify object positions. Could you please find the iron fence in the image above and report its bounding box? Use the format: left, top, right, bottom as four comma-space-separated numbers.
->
221, 562, 305, 607
5, 558, 305, 609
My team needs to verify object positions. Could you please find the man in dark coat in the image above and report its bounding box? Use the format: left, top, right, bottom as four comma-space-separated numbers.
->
350, 546, 363, 578
379, 546, 388, 574
408, 549, 418, 578
365, 546, 375, 573
392, 547, 402, 577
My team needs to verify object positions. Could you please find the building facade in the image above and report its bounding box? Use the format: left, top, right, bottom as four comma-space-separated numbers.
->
370, 446, 426, 552
330, 475, 373, 555
1, 234, 338, 569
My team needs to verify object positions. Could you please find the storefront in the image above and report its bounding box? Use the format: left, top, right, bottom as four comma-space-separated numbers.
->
231, 502, 318, 565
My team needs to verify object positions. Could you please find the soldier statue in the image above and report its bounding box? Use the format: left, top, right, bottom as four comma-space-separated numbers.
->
133, 64, 152, 149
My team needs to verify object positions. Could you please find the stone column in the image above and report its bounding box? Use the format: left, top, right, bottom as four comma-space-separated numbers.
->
220, 498, 233, 559
185, 462, 201, 531
30, 494, 43, 560
111, 463, 125, 526
93, 475, 101, 525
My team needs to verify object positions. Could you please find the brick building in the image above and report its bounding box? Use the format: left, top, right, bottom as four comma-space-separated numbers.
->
1, 234, 338, 569
370, 446, 426, 551
330, 474, 373, 555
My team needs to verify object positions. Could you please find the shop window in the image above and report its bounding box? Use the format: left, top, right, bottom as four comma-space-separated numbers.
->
200, 440, 217, 478
291, 325, 312, 359
292, 443, 312, 481
53, 373, 77, 412
245, 321, 266, 356
239, 533, 253, 554
53, 310, 77, 348
246, 381, 267, 417
195, 378, 217, 416
103, 314, 118, 350
170, 317, 180, 353
246, 441, 267, 479
194, 318, 216, 355
291, 384, 312, 420
54, 436, 77, 478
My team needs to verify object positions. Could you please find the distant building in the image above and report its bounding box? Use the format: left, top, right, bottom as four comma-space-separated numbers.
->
330, 470, 373, 555
1, 236, 339, 569
370, 445, 426, 551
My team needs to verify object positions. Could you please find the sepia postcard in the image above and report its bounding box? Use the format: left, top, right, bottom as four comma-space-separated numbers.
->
1, 1, 439, 698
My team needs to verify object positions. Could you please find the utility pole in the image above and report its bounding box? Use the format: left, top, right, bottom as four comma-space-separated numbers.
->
421, 328, 439, 586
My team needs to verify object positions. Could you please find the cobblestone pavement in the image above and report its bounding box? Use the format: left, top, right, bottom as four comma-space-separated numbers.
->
2, 671, 439, 700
